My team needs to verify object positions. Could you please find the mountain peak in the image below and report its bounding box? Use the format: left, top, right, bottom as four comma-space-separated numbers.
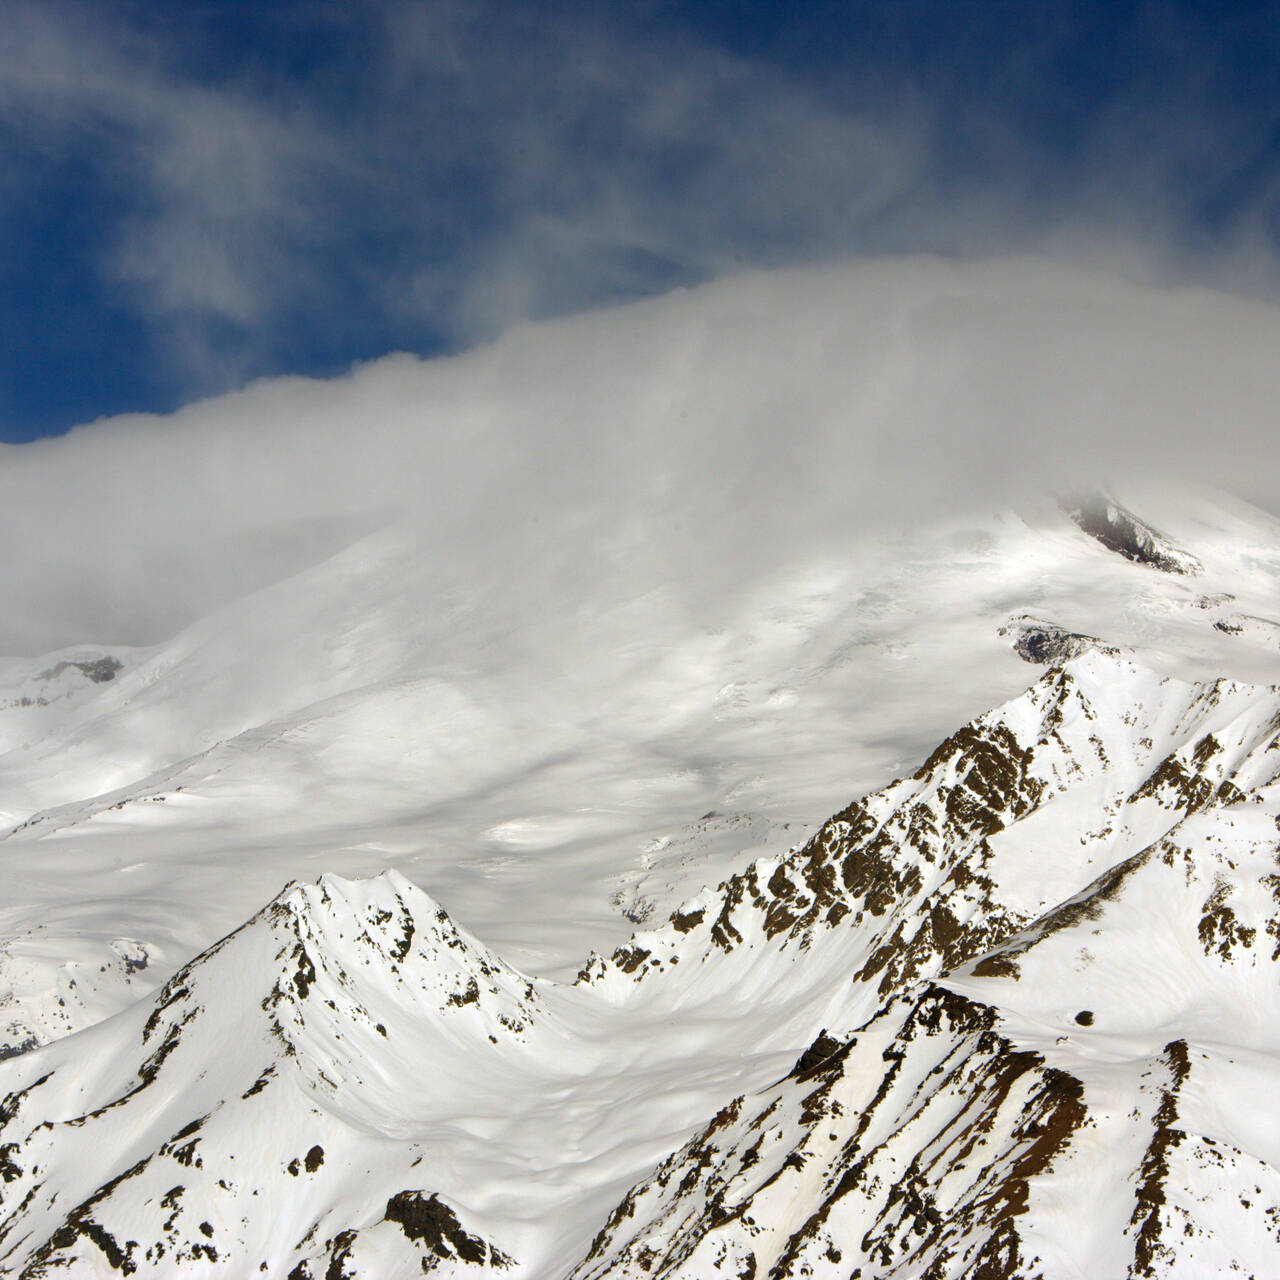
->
5, 653, 1280, 1275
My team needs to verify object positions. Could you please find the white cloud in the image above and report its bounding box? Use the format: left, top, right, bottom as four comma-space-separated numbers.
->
4, 0, 1280, 395
0, 3, 338, 336
2, 5, 1279, 657
2, 255, 1279, 654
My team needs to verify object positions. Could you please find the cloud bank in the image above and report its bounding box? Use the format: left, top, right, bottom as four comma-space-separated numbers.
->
3, 255, 1280, 655
3, 3, 1280, 653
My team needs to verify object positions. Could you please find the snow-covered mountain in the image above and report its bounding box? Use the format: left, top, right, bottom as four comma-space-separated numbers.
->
4, 639, 1280, 1276
3, 484, 1280, 1057
4, 259, 1280, 1275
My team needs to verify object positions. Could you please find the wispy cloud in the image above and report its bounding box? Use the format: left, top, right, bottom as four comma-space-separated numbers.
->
2, 5, 331, 310
3, 0, 1279, 409
0, 2, 357, 391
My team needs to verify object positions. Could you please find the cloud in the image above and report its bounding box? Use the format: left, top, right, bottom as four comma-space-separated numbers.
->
2, 4, 1280, 653
359, 1, 939, 340
0, 3, 984, 389
2, 256, 1280, 655
3, 0, 1280, 408
0, 5, 329, 309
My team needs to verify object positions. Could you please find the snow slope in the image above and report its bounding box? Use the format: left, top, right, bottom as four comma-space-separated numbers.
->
3, 259, 1280, 1275
3, 484, 1280, 1062
5, 651, 1280, 1275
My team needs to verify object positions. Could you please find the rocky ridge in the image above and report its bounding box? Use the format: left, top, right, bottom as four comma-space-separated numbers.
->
1066, 493, 1205, 575
4, 654, 1280, 1276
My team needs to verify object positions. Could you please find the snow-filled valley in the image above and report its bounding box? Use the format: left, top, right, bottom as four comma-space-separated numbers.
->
4, 260, 1280, 1276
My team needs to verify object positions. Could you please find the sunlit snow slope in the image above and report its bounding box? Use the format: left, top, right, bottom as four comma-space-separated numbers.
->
2, 486, 1279, 1060
4, 651, 1280, 1276
3, 259, 1280, 1277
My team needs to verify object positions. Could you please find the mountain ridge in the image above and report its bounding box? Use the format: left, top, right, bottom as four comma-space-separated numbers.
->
5, 651, 1280, 1275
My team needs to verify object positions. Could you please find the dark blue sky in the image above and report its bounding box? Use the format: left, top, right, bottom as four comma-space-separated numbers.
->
3, 0, 1279, 442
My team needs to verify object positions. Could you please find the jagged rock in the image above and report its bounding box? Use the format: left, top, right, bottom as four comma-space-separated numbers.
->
571, 988, 1091, 1279
999, 613, 1119, 664
1066, 492, 1204, 574
5, 655, 1280, 1276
